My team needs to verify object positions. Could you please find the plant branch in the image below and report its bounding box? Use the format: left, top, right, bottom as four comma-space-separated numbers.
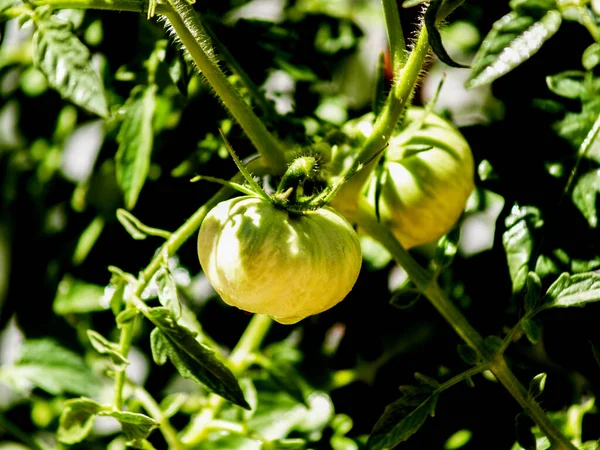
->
353, 198, 578, 450
133, 384, 188, 450
163, 0, 287, 173
112, 157, 268, 411
181, 314, 273, 445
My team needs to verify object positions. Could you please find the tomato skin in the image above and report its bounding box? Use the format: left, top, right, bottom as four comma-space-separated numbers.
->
197, 196, 362, 324
342, 107, 475, 249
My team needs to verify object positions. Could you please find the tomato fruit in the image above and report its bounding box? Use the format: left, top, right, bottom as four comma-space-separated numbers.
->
341, 107, 475, 249
197, 196, 362, 324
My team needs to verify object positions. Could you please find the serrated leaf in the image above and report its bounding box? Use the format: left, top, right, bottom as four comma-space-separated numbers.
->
466, 9, 561, 88
424, 0, 469, 69
546, 71, 587, 99
503, 206, 543, 293
156, 267, 182, 318
57, 398, 103, 444
524, 272, 542, 312
528, 372, 547, 398
573, 169, 600, 228
366, 393, 438, 449
87, 330, 129, 371
540, 272, 600, 310
33, 16, 108, 117
115, 84, 157, 210
99, 411, 158, 442
521, 318, 540, 344
148, 307, 249, 409
9, 338, 101, 397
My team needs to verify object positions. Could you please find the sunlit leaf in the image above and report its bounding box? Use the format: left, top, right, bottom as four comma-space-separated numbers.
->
148, 307, 249, 409
33, 15, 108, 117
503, 206, 543, 293
583, 43, 600, 70
466, 6, 561, 88
87, 329, 129, 371
115, 84, 157, 210
156, 266, 182, 318
57, 398, 103, 444
527, 373, 546, 398
53, 275, 107, 315
98, 410, 159, 442
572, 169, 600, 228
540, 272, 600, 310
546, 71, 587, 100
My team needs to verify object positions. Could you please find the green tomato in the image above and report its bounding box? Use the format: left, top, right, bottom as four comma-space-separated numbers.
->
343, 107, 475, 249
197, 196, 362, 324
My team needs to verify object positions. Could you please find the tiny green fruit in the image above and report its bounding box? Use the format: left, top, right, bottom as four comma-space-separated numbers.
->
197, 196, 362, 324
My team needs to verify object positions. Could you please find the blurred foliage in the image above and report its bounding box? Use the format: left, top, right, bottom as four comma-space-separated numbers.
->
1, 0, 600, 449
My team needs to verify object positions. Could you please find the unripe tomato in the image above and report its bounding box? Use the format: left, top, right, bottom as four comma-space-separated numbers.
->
197, 196, 362, 324
343, 107, 475, 249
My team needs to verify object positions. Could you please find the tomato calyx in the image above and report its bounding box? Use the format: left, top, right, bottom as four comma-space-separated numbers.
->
195, 129, 382, 216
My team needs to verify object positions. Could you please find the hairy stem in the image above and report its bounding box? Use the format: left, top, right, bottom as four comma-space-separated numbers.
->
164, 0, 286, 173
382, 0, 407, 72
353, 198, 578, 450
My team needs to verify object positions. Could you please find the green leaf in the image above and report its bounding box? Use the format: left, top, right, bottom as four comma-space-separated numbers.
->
115, 84, 157, 210
528, 372, 546, 398
116, 308, 138, 326
150, 327, 169, 366
366, 393, 439, 449
546, 71, 587, 99
521, 318, 540, 344
540, 272, 600, 310
466, 7, 561, 88
414, 372, 440, 389
98, 411, 158, 442
402, 0, 426, 7
148, 307, 249, 409
8, 338, 101, 397
524, 272, 542, 312
116, 209, 148, 240
583, 43, 600, 70
503, 206, 543, 293
572, 169, 600, 228
156, 267, 182, 318
53, 275, 107, 314
484, 336, 504, 354
255, 357, 307, 406
72, 216, 105, 266
33, 15, 108, 117
424, 0, 469, 69
58, 398, 103, 444
262, 439, 307, 450
87, 330, 129, 371
433, 228, 460, 270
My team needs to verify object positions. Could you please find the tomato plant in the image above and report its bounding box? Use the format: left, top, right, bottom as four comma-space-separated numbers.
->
2, 0, 600, 450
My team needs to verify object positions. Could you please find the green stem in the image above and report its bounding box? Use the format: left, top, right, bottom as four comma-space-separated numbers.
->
181, 314, 273, 445
112, 158, 268, 412
133, 384, 187, 450
382, 0, 407, 72
30, 0, 164, 13
353, 198, 578, 450
164, 0, 287, 173
0, 412, 47, 450
437, 364, 488, 392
